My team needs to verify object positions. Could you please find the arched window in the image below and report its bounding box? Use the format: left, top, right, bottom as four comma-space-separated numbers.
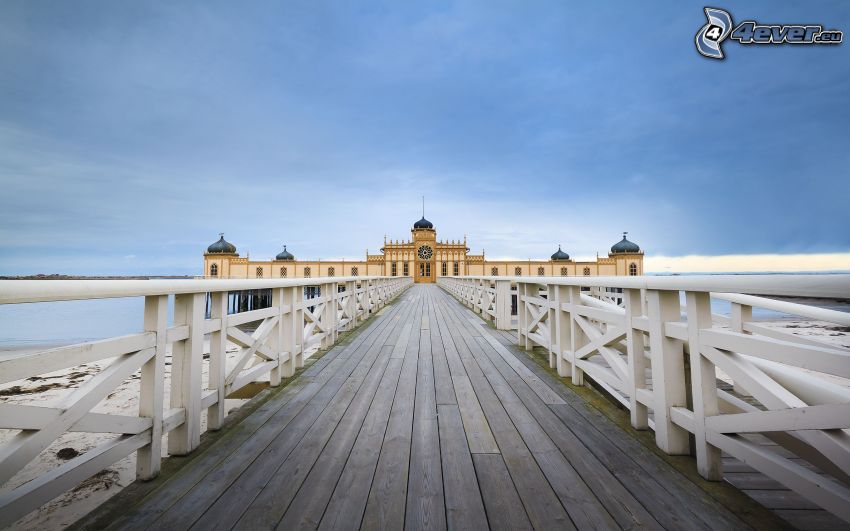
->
328, 266, 335, 277
280, 266, 287, 278
583, 267, 591, 276
560, 267, 568, 276
351, 266, 358, 276
629, 263, 638, 276
514, 267, 522, 276
453, 261, 459, 276
403, 263, 409, 276
491, 266, 498, 276
537, 267, 545, 276
391, 262, 397, 276
304, 266, 311, 278
210, 263, 218, 277
441, 262, 447, 276
256, 267, 263, 278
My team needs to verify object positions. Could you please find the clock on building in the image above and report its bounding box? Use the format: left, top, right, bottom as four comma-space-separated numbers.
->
417, 245, 433, 260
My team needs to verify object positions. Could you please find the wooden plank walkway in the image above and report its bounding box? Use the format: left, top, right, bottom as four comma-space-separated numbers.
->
79, 285, 798, 531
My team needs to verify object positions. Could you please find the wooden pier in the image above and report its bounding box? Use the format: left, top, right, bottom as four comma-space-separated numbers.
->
76, 285, 801, 530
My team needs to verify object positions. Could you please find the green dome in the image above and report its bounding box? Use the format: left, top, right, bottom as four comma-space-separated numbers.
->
611, 233, 640, 253
275, 245, 295, 261
551, 246, 570, 261
207, 233, 237, 254
413, 217, 434, 229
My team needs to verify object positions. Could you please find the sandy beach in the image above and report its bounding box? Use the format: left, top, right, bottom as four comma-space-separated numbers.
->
0, 338, 253, 530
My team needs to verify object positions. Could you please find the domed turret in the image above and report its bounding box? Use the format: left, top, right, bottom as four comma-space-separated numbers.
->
413, 217, 434, 229
275, 245, 295, 261
610, 232, 641, 254
206, 233, 237, 254
550, 245, 570, 261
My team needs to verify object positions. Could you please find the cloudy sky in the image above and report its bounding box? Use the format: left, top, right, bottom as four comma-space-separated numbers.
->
1, 1, 848, 275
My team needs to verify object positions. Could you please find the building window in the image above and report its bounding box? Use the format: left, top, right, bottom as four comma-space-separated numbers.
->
453, 261, 459, 276
403, 263, 409, 276
629, 263, 638, 276
561, 267, 568, 276
280, 266, 287, 278
351, 266, 358, 276
391, 262, 397, 276
256, 267, 263, 278
514, 266, 522, 276
210, 264, 218, 277
491, 266, 498, 276
328, 266, 335, 277
426, 263, 431, 277
442, 262, 447, 276
537, 267, 545, 276
584, 267, 591, 276
304, 266, 311, 278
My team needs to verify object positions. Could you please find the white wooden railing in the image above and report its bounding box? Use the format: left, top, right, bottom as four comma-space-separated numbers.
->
0, 276, 411, 527
439, 274, 850, 522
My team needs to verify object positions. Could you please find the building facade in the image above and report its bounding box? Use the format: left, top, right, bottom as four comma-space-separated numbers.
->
203, 216, 644, 281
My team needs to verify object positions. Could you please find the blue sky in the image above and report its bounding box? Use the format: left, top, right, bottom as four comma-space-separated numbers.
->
1, 1, 848, 275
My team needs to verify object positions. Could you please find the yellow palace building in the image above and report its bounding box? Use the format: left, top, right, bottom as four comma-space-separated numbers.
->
203, 215, 644, 282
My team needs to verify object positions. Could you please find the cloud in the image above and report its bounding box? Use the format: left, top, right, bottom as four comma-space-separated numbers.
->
0, 1, 848, 275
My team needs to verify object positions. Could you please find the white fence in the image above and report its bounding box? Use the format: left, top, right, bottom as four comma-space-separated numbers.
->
0, 276, 411, 527
439, 274, 850, 522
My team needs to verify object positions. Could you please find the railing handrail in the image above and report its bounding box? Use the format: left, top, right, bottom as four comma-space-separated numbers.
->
450, 274, 850, 298
0, 276, 396, 304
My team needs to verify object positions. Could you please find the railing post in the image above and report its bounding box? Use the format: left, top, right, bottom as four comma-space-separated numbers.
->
137, 294, 167, 480
730, 302, 753, 396
646, 289, 690, 455
285, 286, 302, 375
208, 291, 228, 429
553, 285, 571, 378
518, 282, 531, 350
686, 291, 722, 480
567, 285, 584, 385
494, 279, 511, 330
169, 292, 205, 455
547, 283, 558, 370
624, 288, 648, 430
268, 288, 284, 387
345, 280, 356, 330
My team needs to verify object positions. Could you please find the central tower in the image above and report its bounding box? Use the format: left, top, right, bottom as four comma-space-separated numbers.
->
412, 215, 436, 283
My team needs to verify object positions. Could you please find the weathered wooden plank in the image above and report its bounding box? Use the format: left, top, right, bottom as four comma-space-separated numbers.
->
361, 293, 424, 530
447, 327, 622, 529
317, 357, 405, 531
438, 404, 488, 530
432, 298, 499, 454
429, 295, 457, 406
471, 454, 533, 531
434, 301, 575, 530
223, 294, 417, 530
274, 347, 398, 530
470, 317, 566, 406
745, 489, 821, 510
773, 509, 850, 531
406, 296, 446, 531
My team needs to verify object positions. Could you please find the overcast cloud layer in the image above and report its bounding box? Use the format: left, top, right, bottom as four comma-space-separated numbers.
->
1, 1, 848, 275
